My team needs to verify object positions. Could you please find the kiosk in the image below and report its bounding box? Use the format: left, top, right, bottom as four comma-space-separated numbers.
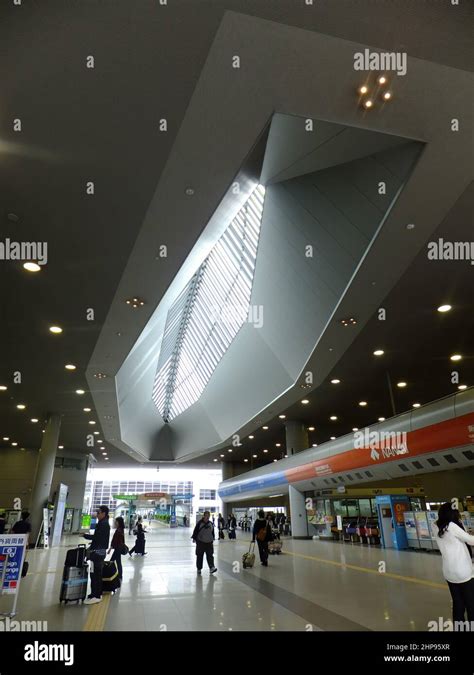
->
375, 495, 409, 549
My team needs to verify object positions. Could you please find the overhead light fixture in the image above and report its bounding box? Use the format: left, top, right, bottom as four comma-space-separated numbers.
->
228, 449, 232, 453
450, 354, 462, 361
220, 454, 224, 457
83, 408, 91, 412
412, 403, 421, 408
88, 421, 96, 425
330, 436, 336, 441
94, 373, 107, 379
263, 449, 268, 453
278, 415, 286, 419
330, 379, 341, 384
105, 458, 109, 461
248, 435, 254, 439
363, 100, 373, 109
458, 385, 467, 390
262, 426, 269, 430
382, 91, 392, 101
65, 364, 76, 371
16, 404, 26, 410
373, 350, 384, 356
378, 417, 386, 422
0, 385, 7, 391
213, 458, 218, 462
185, 188, 195, 196
308, 427, 315, 431
3, 437, 10, 441
31, 418, 38, 423
330, 416, 337, 421
11, 442, 18, 446
352, 427, 359, 432
23, 262, 41, 272
284, 455, 288, 458
252, 454, 257, 458
49, 326, 63, 334
244, 458, 248, 462
273, 459, 277, 462
340, 317, 357, 326
76, 389, 85, 395
100, 447, 105, 450
125, 297, 145, 309
301, 400, 309, 405
312, 444, 318, 447
377, 75, 388, 85
58, 445, 64, 449
275, 443, 281, 447
93, 431, 99, 435
437, 305, 452, 313
358, 85, 369, 94
359, 401, 367, 407
397, 382, 407, 388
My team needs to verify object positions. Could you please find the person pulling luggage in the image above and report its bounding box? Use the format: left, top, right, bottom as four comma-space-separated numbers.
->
83, 505, 111, 604
252, 510, 273, 567
191, 511, 217, 575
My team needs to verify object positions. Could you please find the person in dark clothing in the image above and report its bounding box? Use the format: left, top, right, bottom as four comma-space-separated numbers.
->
192, 511, 217, 575
217, 513, 225, 540
129, 517, 147, 556
108, 516, 125, 581
0, 512, 5, 535
11, 511, 32, 546
252, 510, 273, 567
228, 513, 237, 539
83, 505, 110, 604
183, 514, 187, 527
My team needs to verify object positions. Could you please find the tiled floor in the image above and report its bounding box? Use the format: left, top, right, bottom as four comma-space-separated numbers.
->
0, 523, 451, 631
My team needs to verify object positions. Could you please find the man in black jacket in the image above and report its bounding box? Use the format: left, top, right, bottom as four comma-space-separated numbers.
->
191, 511, 217, 575
83, 505, 110, 604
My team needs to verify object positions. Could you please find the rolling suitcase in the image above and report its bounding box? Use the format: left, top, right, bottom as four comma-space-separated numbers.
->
268, 539, 282, 555
102, 560, 120, 593
242, 542, 255, 569
64, 544, 87, 568
60, 565, 88, 604
228, 528, 236, 540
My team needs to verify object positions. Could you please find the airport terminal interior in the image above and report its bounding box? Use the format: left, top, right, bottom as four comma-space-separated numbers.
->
0, 0, 473, 642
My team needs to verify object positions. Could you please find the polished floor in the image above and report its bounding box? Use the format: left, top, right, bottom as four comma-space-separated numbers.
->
0, 523, 452, 631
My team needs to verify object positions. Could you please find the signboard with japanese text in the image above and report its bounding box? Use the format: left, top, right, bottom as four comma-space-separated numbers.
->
0, 534, 27, 595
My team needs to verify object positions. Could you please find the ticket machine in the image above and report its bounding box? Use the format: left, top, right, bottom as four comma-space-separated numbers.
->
375, 495, 409, 549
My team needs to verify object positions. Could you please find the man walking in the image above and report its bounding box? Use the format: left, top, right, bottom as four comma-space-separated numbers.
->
83, 505, 110, 604
191, 511, 217, 575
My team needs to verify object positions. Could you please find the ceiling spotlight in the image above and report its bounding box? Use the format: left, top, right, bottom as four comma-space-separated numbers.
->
437, 305, 452, 313
93, 431, 99, 435
104, 458, 109, 461
330, 416, 337, 421
0, 385, 7, 391
378, 417, 386, 422
358, 85, 369, 95
363, 100, 373, 109
31, 418, 38, 423
330, 436, 336, 441
220, 454, 224, 458
228, 449, 232, 453
397, 382, 407, 388
352, 428, 359, 432
278, 415, 286, 419
262, 426, 269, 430
58, 445, 64, 449
23, 262, 41, 272
76, 389, 85, 395
301, 400, 309, 405
11, 442, 18, 447
88, 421, 96, 425
16, 404, 26, 410
273, 459, 277, 462
359, 401, 367, 407
382, 91, 392, 101
330, 379, 341, 384
49, 326, 63, 334
406, 223, 415, 230
94, 373, 107, 379
65, 364, 76, 371
185, 188, 195, 196
263, 449, 268, 453
7, 212, 20, 223
308, 427, 315, 431
125, 297, 145, 309
412, 403, 421, 408
244, 459, 248, 463
458, 385, 467, 390
284, 455, 288, 458
83, 408, 91, 412
377, 75, 387, 85
100, 446, 105, 450
213, 458, 218, 462
3, 437, 10, 441
312, 444, 318, 448
340, 317, 357, 326
275, 443, 281, 447
450, 354, 462, 361
248, 435, 254, 439
373, 350, 384, 356
252, 454, 257, 458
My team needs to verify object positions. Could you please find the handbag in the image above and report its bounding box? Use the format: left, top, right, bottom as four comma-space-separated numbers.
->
120, 544, 129, 556
257, 526, 267, 542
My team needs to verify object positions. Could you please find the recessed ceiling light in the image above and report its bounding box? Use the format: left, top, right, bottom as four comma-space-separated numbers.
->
406, 223, 415, 230
377, 75, 388, 85
340, 317, 357, 326
330, 436, 336, 440
16, 404, 26, 410
0, 385, 7, 391
58, 445, 64, 449
382, 91, 392, 100
352, 427, 359, 432
213, 458, 218, 462
363, 100, 373, 109
11, 442, 18, 446
373, 350, 384, 356
359, 401, 367, 407
252, 454, 257, 458
330, 379, 341, 384
94, 373, 107, 379
94, 431, 99, 435
378, 417, 386, 422
450, 354, 462, 361
3, 437, 9, 441
88, 421, 96, 425
65, 364, 76, 371
397, 382, 407, 388
228, 449, 232, 453
275, 443, 281, 447
301, 400, 309, 405
273, 459, 277, 462
249, 435, 254, 439
308, 427, 315, 431
330, 416, 337, 421
437, 305, 452, 313
412, 403, 421, 408
125, 297, 145, 309
185, 187, 195, 196
284, 454, 288, 458
263, 449, 268, 453
31, 418, 38, 423
358, 85, 369, 94
262, 426, 269, 430
244, 458, 248, 462
278, 415, 286, 419
83, 408, 91, 412
100, 447, 105, 450
49, 326, 63, 334
458, 385, 467, 390
76, 390, 85, 395
23, 262, 41, 272
220, 454, 224, 457
312, 443, 318, 448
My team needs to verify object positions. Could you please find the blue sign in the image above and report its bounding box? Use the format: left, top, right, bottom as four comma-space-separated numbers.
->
0, 534, 27, 595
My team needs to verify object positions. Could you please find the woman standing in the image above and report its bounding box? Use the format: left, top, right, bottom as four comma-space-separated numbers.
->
129, 517, 147, 556
108, 516, 125, 581
436, 502, 474, 623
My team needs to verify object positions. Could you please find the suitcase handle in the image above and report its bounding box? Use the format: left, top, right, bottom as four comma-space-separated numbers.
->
248, 541, 255, 552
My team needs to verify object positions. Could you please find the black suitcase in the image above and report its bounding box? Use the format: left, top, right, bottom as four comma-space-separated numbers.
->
102, 560, 120, 593
228, 529, 236, 540
64, 544, 87, 568
60, 565, 88, 604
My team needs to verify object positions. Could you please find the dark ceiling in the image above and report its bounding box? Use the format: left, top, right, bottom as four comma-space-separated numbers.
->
0, 1, 472, 467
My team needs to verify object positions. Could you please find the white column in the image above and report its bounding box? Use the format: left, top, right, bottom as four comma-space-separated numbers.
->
289, 484, 310, 539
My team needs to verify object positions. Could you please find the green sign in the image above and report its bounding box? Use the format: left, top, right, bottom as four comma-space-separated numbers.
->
81, 514, 91, 529
113, 495, 137, 501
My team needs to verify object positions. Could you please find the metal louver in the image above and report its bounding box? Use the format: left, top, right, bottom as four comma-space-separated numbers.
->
153, 184, 265, 422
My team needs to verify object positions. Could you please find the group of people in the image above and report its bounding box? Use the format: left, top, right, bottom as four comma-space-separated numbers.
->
0, 510, 32, 536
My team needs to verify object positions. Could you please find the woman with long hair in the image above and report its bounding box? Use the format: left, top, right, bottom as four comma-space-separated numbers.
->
129, 516, 147, 556
108, 516, 125, 581
436, 502, 474, 623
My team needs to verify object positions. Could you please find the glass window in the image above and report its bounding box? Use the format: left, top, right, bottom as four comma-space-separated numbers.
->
333, 500, 346, 516
359, 499, 372, 517
345, 500, 359, 517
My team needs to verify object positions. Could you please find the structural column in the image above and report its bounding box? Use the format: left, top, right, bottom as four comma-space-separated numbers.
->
284, 420, 308, 456
30, 414, 61, 545
288, 484, 310, 539
220, 461, 234, 521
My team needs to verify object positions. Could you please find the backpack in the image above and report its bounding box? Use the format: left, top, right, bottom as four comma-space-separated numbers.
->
257, 523, 267, 542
